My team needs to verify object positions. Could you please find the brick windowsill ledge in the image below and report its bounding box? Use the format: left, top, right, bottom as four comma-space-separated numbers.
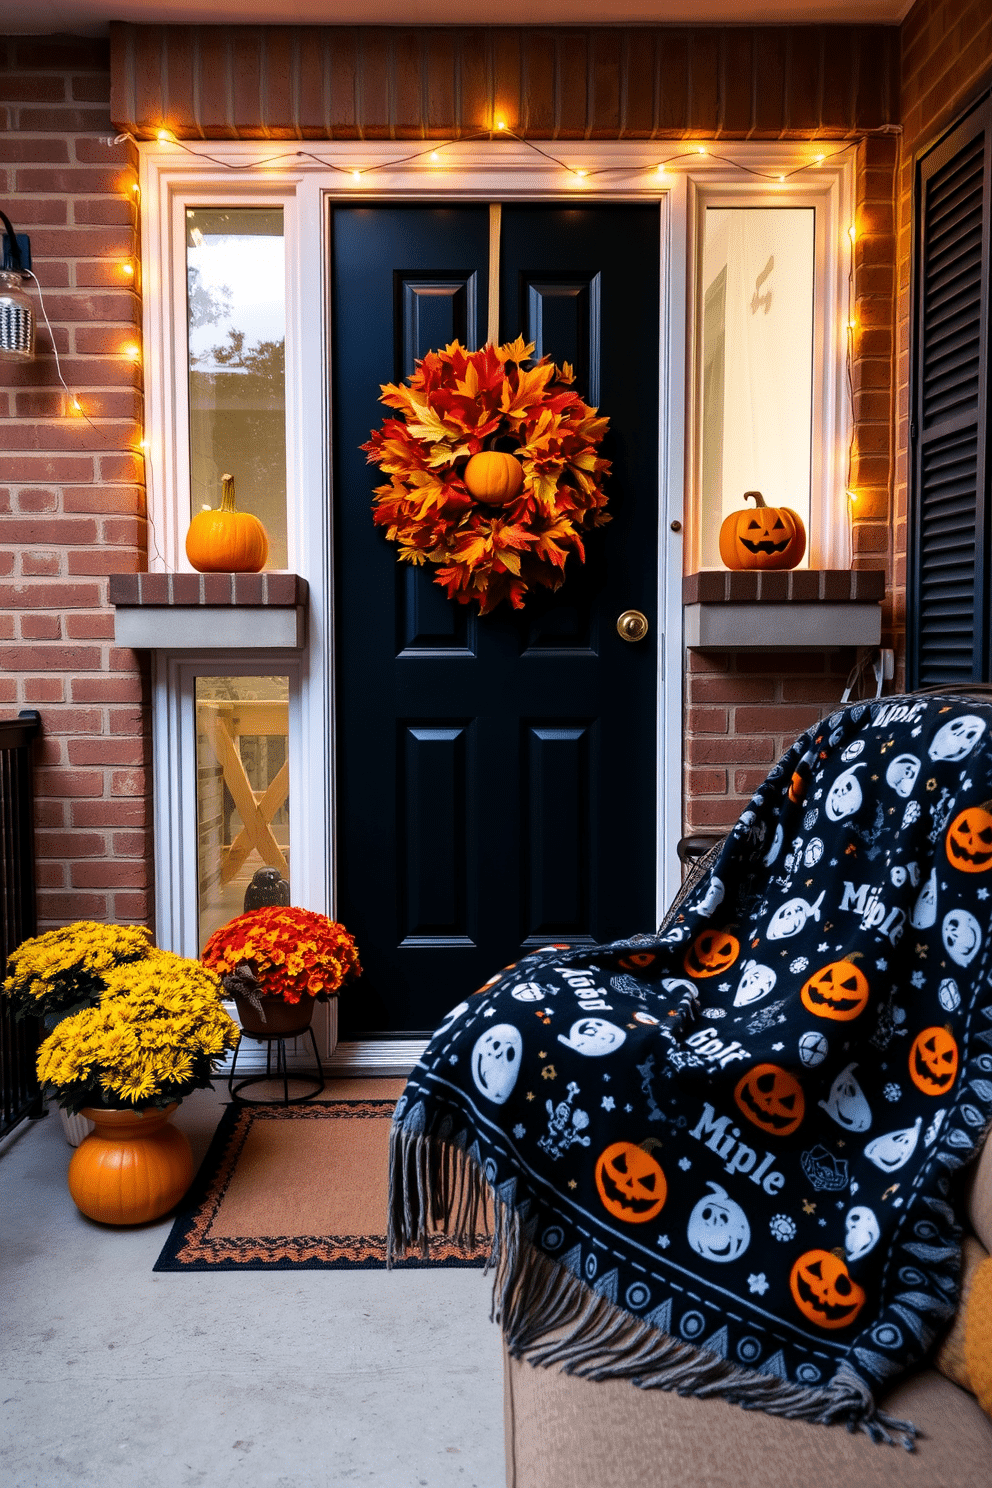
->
683, 569, 885, 650
109, 572, 309, 650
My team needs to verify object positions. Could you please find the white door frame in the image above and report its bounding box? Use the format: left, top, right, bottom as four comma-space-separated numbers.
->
139, 137, 851, 1069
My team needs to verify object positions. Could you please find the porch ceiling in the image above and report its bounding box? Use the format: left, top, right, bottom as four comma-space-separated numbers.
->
2, 0, 913, 38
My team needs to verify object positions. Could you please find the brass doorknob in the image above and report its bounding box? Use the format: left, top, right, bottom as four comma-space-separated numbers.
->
617, 609, 649, 643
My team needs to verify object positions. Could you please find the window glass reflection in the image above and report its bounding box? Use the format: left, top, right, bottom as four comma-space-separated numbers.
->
186, 207, 287, 568
195, 675, 290, 951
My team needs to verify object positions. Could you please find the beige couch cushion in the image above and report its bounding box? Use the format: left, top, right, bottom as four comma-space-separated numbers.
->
504, 1346, 992, 1488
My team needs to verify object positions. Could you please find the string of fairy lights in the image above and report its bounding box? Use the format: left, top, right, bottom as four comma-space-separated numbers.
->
43, 124, 868, 545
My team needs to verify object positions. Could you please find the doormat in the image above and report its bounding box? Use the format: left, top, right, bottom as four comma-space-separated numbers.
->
154, 1089, 490, 1272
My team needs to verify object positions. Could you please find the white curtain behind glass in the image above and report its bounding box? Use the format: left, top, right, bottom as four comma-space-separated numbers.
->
701, 207, 815, 569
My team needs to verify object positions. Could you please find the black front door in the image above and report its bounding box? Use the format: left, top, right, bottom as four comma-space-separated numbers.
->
332, 202, 660, 1038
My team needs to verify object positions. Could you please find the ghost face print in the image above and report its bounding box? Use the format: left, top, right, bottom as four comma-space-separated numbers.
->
690, 875, 725, 917
865, 1116, 922, 1173
511, 982, 546, 1002
909, 868, 938, 930
733, 960, 777, 1008
885, 754, 920, 798
766, 891, 825, 940
557, 1018, 627, 1057
686, 1182, 751, 1263
844, 1206, 881, 1262
818, 1063, 872, 1133
928, 715, 986, 763
471, 1025, 523, 1104
435, 1001, 470, 1035
942, 908, 983, 967
826, 765, 865, 822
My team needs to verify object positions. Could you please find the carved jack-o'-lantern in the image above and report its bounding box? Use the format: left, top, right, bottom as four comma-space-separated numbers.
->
909, 1025, 959, 1096
946, 806, 992, 873
789, 1249, 866, 1330
718, 491, 807, 571
683, 929, 740, 979
734, 1063, 806, 1136
801, 960, 870, 1022
595, 1141, 668, 1224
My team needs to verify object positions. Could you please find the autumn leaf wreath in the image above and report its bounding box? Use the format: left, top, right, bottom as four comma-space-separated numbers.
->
362, 338, 611, 614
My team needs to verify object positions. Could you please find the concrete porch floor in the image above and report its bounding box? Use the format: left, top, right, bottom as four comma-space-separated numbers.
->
0, 1083, 505, 1488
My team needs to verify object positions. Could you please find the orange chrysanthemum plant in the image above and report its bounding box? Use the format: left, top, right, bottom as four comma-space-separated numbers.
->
362, 337, 611, 614
201, 906, 361, 1014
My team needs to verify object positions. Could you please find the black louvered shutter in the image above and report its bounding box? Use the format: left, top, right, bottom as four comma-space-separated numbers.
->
908, 93, 992, 687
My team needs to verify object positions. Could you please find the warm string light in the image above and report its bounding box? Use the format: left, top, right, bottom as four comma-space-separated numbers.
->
116, 127, 865, 536
115, 127, 856, 189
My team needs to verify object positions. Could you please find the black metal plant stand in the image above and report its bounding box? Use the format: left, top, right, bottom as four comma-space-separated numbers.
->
228, 1025, 325, 1106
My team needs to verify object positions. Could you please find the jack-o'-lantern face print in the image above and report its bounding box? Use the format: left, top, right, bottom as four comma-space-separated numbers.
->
595, 1142, 668, 1224
734, 1064, 805, 1136
909, 1026, 958, 1096
801, 961, 870, 1022
790, 1250, 866, 1330
946, 806, 992, 873
619, 952, 657, 970
683, 929, 740, 979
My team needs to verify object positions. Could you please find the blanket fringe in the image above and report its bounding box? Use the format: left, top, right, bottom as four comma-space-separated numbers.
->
387, 1123, 919, 1451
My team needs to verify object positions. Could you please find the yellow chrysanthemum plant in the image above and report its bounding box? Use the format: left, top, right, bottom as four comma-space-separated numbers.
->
34, 952, 239, 1115
2, 920, 154, 1029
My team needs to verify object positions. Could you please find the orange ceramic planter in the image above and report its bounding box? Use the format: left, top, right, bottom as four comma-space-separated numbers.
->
67, 1103, 194, 1226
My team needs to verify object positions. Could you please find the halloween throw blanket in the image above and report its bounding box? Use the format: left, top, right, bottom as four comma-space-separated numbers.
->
388, 693, 992, 1447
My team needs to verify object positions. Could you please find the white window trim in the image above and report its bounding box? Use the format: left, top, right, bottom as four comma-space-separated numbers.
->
140, 138, 853, 959
684, 163, 854, 573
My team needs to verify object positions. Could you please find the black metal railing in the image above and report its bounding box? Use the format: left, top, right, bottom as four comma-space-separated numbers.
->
0, 711, 44, 1138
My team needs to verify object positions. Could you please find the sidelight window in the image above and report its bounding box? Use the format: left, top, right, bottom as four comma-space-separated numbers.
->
687, 172, 853, 573
185, 207, 287, 569
195, 674, 291, 950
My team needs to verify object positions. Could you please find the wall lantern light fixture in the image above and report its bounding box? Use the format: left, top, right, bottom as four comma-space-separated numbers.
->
0, 211, 35, 361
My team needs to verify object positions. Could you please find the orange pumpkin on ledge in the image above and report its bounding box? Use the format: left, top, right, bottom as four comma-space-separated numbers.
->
185, 473, 269, 573
718, 490, 806, 571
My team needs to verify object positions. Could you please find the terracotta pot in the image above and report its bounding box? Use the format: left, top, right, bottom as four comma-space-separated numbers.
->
67, 1103, 193, 1226
232, 990, 315, 1038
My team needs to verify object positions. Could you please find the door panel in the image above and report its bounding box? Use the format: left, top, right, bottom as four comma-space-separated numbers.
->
523, 272, 600, 401
397, 272, 479, 379
332, 203, 659, 1038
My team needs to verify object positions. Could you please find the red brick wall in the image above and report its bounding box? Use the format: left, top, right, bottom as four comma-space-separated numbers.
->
893, 0, 992, 658
0, 37, 151, 928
